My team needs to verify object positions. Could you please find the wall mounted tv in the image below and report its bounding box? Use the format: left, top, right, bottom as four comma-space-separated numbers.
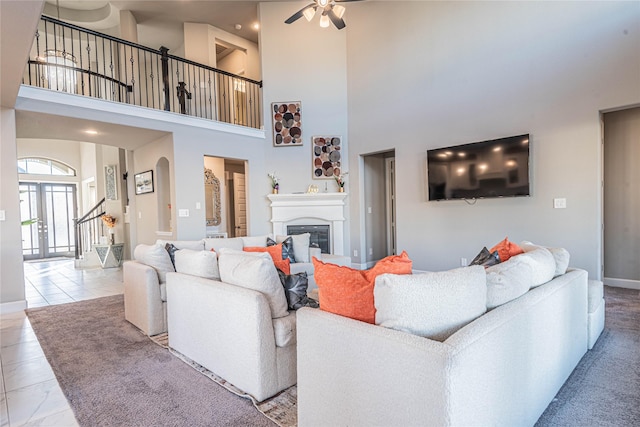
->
427, 134, 530, 201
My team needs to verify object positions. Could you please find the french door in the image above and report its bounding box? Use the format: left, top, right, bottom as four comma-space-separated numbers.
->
20, 182, 77, 260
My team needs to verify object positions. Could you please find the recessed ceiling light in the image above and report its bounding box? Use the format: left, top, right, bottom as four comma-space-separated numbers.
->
84, 130, 98, 135
234, 24, 242, 30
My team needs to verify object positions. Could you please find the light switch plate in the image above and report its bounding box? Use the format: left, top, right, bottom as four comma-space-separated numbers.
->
553, 198, 567, 209
178, 209, 189, 217
0, 210, 5, 221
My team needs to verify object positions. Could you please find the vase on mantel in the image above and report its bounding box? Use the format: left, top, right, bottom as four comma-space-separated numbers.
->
272, 188, 279, 194
338, 187, 344, 193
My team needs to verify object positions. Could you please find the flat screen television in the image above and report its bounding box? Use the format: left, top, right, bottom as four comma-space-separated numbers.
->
427, 134, 530, 201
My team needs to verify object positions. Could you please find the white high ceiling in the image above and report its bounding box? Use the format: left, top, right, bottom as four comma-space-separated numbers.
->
45, 0, 297, 46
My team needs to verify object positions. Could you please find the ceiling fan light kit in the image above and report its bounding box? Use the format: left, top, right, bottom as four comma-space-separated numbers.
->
285, 0, 361, 30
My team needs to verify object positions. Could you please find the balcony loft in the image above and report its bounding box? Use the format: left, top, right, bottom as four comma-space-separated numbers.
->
22, 16, 263, 130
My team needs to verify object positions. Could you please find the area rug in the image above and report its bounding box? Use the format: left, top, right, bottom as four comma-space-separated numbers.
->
26, 295, 278, 427
151, 333, 297, 427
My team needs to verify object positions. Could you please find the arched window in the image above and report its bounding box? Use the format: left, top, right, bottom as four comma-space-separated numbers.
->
17, 157, 76, 176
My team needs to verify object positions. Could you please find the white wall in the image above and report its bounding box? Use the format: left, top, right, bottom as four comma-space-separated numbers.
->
184, 22, 261, 81
345, 1, 640, 277
259, 2, 351, 254
0, 108, 26, 311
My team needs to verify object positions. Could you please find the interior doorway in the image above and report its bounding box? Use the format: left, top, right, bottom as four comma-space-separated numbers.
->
20, 182, 78, 260
603, 107, 640, 289
362, 150, 396, 267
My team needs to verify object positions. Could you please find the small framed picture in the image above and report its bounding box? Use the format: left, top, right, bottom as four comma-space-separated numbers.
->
134, 170, 154, 195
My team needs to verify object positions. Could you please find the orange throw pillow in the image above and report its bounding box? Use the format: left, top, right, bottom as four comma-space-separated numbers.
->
490, 237, 524, 262
313, 251, 413, 324
243, 244, 283, 263
274, 258, 291, 275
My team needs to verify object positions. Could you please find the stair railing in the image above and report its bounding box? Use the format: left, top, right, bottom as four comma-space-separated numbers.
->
74, 197, 106, 260
24, 15, 263, 129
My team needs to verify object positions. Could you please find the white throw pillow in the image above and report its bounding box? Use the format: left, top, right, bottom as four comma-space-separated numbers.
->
277, 233, 311, 263
133, 243, 175, 283
218, 249, 289, 319
520, 241, 570, 277
485, 255, 534, 309
203, 237, 244, 252
155, 239, 204, 251
241, 235, 272, 248
374, 266, 487, 341
513, 247, 556, 288
174, 249, 220, 280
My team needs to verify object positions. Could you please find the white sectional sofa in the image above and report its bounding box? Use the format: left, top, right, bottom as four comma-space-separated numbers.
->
123, 235, 350, 336
297, 240, 604, 427
297, 268, 590, 426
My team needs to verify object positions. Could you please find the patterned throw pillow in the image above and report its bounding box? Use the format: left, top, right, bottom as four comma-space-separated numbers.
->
313, 251, 413, 324
276, 270, 319, 310
267, 237, 296, 263
469, 247, 501, 267
164, 243, 179, 269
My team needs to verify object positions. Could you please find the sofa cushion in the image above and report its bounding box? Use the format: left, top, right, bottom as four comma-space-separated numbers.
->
485, 255, 534, 309
159, 283, 167, 302
203, 237, 244, 252
588, 280, 604, 313
156, 239, 205, 251
313, 251, 413, 324
174, 248, 220, 280
520, 241, 570, 277
513, 247, 556, 288
277, 234, 310, 263
272, 312, 296, 348
218, 249, 289, 319
374, 265, 487, 341
490, 237, 524, 262
134, 243, 175, 283
241, 235, 271, 247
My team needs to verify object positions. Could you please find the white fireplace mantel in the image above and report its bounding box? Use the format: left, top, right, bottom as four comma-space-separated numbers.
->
267, 192, 347, 255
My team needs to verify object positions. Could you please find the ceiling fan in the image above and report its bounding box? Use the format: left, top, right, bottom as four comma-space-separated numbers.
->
284, 0, 362, 30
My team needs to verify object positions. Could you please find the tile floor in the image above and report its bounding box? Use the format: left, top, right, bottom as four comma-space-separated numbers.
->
1, 258, 123, 426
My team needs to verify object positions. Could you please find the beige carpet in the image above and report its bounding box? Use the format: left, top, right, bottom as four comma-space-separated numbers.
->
151, 332, 298, 427
26, 295, 276, 427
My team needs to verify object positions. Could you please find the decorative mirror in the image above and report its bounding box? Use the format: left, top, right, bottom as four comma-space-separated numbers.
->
204, 167, 222, 226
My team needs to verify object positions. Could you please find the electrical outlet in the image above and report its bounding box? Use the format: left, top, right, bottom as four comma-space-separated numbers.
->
461, 257, 467, 266
138, 212, 142, 219
353, 249, 358, 257
195, 202, 201, 209
0, 210, 5, 221
369, 248, 373, 255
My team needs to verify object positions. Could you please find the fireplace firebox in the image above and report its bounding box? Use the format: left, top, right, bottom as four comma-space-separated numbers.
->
287, 225, 330, 254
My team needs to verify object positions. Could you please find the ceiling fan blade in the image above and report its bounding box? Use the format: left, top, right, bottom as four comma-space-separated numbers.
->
285, 3, 316, 24
327, 8, 346, 30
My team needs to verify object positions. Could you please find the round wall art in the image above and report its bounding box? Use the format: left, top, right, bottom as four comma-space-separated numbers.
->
272, 102, 302, 147
312, 136, 342, 178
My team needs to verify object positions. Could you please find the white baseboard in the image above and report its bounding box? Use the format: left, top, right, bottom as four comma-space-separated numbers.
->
1, 300, 27, 314
603, 277, 640, 290
350, 262, 369, 270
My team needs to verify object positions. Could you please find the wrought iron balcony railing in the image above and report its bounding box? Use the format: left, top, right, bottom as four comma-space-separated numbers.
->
23, 16, 263, 129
